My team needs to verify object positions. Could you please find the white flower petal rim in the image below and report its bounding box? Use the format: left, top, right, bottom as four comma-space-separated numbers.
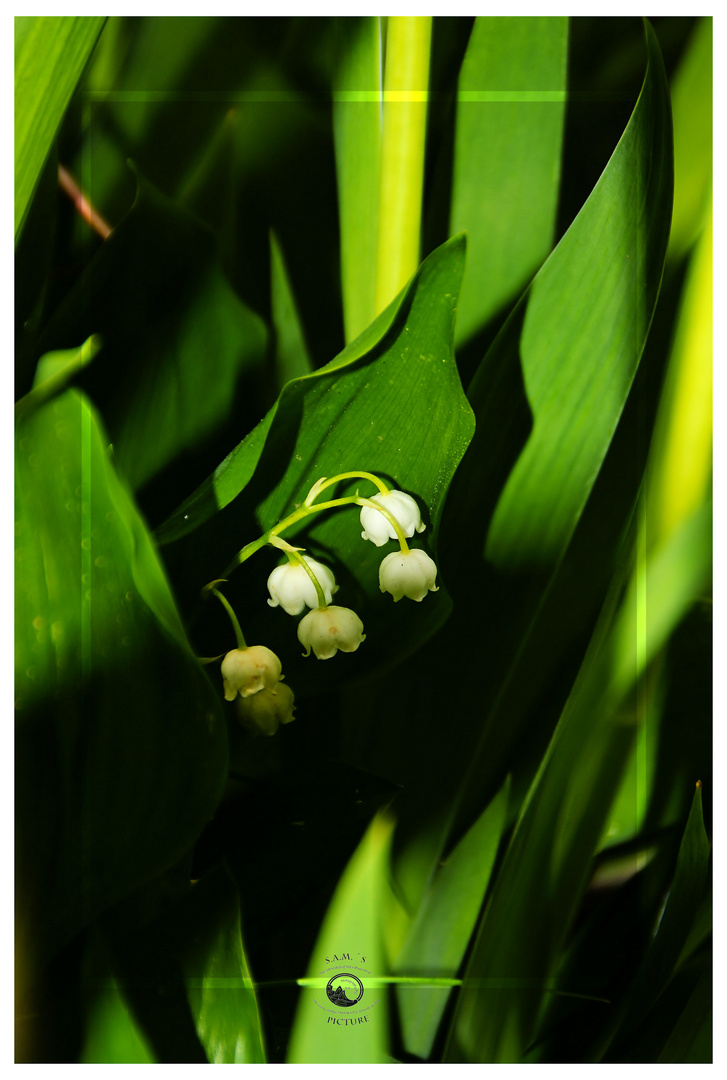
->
267, 556, 338, 615
297, 605, 366, 660
360, 489, 426, 547
379, 549, 439, 602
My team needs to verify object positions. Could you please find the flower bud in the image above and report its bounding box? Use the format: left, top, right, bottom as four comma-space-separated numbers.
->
267, 556, 338, 616
221, 645, 282, 701
379, 549, 439, 602
236, 682, 295, 736
360, 489, 426, 547
298, 605, 366, 660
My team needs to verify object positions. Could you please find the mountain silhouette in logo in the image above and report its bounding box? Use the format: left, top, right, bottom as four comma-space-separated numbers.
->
327, 984, 357, 1007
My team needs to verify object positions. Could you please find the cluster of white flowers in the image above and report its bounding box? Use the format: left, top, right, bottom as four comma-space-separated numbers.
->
220, 644, 294, 736
211, 477, 440, 731
264, 486, 438, 659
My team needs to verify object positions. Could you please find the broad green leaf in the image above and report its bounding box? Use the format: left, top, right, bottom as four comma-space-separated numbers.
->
287, 813, 393, 1064
450, 16, 568, 345
668, 17, 712, 261
333, 17, 382, 343
393, 778, 509, 1060
15, 380, 228, 957
270, 229, 313, 387
444, 495, 711, 1063
15, 16, 106, 243
39, 170, 267, 495
153, 236, 472, 692
157, 234, 470, 543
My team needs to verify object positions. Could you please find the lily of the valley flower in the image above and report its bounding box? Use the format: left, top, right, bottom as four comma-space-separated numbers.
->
267, 556, 338, 615
360, 489, 426, 547
221, 645, 283, 701
379, 549, 439, 602
236, 681, 295, 736
298, 605, 366, 660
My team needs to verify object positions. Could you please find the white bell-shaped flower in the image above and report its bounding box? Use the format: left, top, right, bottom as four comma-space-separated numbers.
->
379, 549, 439, 602
267, 556, 338, 616
236, 682, 295, 736
298, 605, 366, 660
221, 645, 282, 701
360, 489, 426, 547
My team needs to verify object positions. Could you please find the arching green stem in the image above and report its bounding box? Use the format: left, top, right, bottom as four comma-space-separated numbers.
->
206, 584, 247, 650
304, 471, 390, 506
222, 490, 411, 577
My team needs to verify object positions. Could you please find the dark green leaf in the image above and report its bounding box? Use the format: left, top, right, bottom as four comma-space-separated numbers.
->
602, 782, 711, 1059
270, 229, 313, 387
41, 170, 267, 495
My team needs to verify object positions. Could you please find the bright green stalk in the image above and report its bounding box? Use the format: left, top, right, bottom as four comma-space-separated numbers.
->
374, 16, 432, 316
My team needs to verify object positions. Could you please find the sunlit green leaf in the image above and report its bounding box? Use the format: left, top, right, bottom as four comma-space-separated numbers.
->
450, 16, 568, 344
287, 813, 393, 1064
15, 16, 106, 242
394, 778, 509, 1060
668, 17, 712, 261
